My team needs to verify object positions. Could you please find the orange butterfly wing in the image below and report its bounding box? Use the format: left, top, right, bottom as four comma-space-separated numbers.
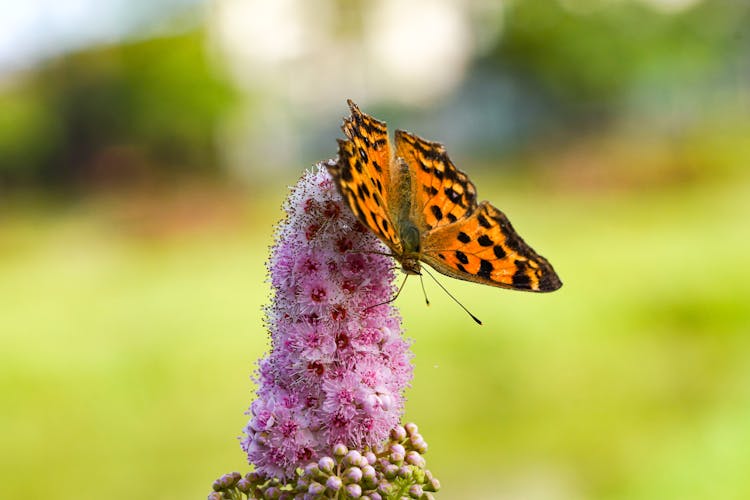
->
395, 125, 561, 292
421, 202, 562, 292
394, 130, 478, 231
327, 100, 402, 254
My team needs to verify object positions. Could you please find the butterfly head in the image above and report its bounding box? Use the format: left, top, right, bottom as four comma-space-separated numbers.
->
399, 255, 422, 276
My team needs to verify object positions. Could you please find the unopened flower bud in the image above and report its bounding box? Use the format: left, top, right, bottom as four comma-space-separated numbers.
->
303, 462, 320, 477
405, 451, 425, 468
389, 451, 404, 465
390, 425, 407, 442
383, 464, 398, 480
344, 450, 362, 467
236, 479, 251, 493
397, 465, 412, 479
410, 436, 428, 454
377, 481, 391, 495
222, 474, 236, 488
343, 466, 363, 484
308, 481, 325, 495
424, 477, 441, 492
326, 475, 343, 491
389, 443, 405, 456
318, 456, 335, 473
408, 484, 423, 498
333, 443, 349, 458
345, 483, 362, 498
404, 422, 418, 436
361, 465, 377, 485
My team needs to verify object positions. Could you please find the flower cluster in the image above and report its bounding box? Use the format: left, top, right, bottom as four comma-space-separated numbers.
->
211, 423, 440, 499
240, 164, 414, 479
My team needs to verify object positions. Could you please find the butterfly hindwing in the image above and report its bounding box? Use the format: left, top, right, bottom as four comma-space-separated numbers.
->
421, 202, 562, 292
329, 100, 402, 253
395, 130, 478, 232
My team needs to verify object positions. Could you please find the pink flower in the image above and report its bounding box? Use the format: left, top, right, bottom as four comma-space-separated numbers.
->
242, 164, 413, 479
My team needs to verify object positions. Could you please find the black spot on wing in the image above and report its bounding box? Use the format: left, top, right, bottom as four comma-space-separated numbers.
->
455, 250, 469, 265
493, 245, 507, 259
478, 259, 493, 279
446, 213, 457, 223
358, 147, 369, 164
512, 260, 532, 289
422, 147, 443, 161
341, 163, 353, 182
445, 187, 461, 203
430, 205, 443, 221
477, 214, 491, 228
477, 235, 493, 247
457, 232, 471, 243
490, 211, 526, 254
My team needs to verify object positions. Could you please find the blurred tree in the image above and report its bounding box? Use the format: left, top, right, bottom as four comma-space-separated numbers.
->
485, 0, 749, 129
0, 31, 235, 190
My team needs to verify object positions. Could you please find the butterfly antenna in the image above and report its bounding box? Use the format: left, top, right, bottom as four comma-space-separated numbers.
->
422, 267, 482, 325
418, 273, 430, 306
365, 275, 409, 311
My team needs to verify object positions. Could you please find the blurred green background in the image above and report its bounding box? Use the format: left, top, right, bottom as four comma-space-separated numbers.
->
1, 1, 749, 499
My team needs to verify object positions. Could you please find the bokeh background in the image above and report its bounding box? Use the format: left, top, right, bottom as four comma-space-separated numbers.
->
2, 1, 749, 498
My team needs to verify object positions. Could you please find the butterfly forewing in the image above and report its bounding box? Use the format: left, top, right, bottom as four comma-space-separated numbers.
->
329, 100, 402, 252
421, 202, 562, 292
395, 130, 478, 232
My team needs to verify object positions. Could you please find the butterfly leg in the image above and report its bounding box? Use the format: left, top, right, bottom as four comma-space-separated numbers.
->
364, 275, 409, 312
346, 249, 395, 258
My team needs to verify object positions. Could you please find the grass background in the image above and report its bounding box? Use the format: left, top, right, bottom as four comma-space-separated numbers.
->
2, 162, 750, 499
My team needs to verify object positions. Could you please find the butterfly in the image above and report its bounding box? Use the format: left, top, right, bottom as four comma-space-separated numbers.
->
326, 99, 562, 295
